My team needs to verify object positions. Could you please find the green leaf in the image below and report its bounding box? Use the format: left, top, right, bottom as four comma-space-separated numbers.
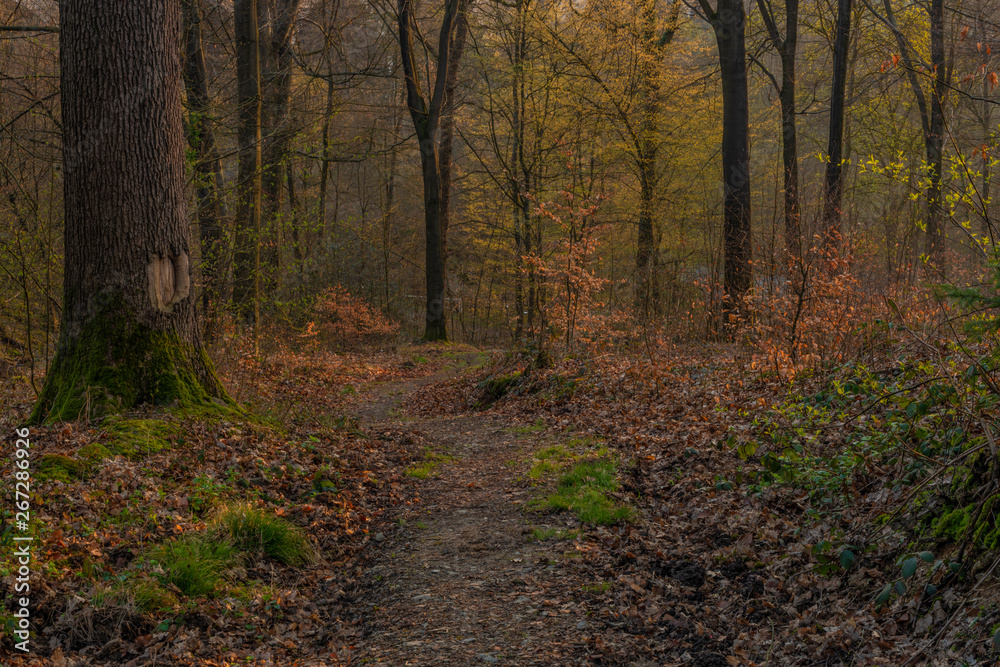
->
901, 557, 919, 579
894, 580, 907, 595
993, 628, 1000, 650
875, 584, 892, 605
839, 549, 856, 569
924, 584, 937, 596
886, 298, 901, 319
918, 551, 934, 563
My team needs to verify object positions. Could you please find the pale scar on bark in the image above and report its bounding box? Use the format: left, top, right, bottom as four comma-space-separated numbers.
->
148, 251, 190, 312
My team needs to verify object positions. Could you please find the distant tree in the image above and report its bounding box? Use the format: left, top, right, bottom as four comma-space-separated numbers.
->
181, 0, 228, 338
876, 0, 949, 265
232, 0, 263, 330
820, 0, 852, 251
694, 0, 753, 325
756, 0, 801, 263
397, 0, 465, 341
31, 0, 229, 423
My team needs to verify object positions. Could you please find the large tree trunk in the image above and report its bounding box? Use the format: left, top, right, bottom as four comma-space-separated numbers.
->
822, 0, 852, 251
32, 0, 229, 424
181, 0, 228, 340
708, 0, 752, 325
232, 0, 262, 328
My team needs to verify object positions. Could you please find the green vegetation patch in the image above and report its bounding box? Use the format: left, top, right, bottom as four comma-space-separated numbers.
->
583, 581, 612, 594
104, 418, 181, 459
512, 418, 547, 436
36, 454, 85, 483
536, 458, 633, 525
210, 503, 316, 566
91, 576, 179, 614
78, 442, 112, 464
148, 534, 236, 598
404, 448, 455, 479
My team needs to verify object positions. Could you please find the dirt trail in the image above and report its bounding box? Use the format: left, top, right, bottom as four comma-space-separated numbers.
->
344, 363, 595, 665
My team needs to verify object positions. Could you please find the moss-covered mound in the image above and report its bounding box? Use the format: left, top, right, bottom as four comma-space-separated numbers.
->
30, 308, 233, 424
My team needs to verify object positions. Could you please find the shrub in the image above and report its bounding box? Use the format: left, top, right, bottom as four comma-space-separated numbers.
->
309, 285, 399, 350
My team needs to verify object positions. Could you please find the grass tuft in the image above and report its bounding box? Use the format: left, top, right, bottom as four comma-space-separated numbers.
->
211, 503, 316, 566
539, 458, 633, 525
148, 534, 235, 597
404, 448, 455, 479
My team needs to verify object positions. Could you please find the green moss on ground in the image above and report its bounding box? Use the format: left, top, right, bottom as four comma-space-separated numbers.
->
36, 454, 86, 482
78, 442, 112, 463
103, 418, 180, 459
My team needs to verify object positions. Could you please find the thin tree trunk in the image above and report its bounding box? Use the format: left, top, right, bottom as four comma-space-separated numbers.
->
756, 0, 799, 265
438, 0, 470, 268
33, 0, 229, 423
181, 0, 228, 340
260, 0, 302, 295
779, 0, 799, 262
822, 0, 852, 251
635, 0, 660, 319
318, 77, 335, 237
926, 0, 946, 264
232, 0, 262, 332
881, 0, 948, 266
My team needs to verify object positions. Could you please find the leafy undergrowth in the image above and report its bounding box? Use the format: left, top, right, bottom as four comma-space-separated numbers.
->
0, 343, 458, 665
404, 341, 1000, 665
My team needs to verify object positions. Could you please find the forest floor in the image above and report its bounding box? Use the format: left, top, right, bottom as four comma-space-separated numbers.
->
1, 341, 1000, 666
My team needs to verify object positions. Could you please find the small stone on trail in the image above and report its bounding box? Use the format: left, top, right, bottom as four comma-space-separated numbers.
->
515, 596, 530, 603
412, 594, 431, 602
374, 532, 386, 543
576, 620, 588, 630
477, 654, 499, 664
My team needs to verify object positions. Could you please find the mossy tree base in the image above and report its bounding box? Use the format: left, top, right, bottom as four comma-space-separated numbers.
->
30, 312, 232, 424
423, 322, 448, 342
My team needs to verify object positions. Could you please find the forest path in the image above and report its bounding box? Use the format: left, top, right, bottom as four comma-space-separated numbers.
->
342, 355, 594, 666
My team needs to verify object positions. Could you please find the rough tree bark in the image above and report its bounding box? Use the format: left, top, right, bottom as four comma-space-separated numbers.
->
181, 0, 228, 339
232, 0, 263, 328
398, 0, 462, 341
697, 0, 752, 327
821, 0, 852, 251
32, 0, 229, 423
